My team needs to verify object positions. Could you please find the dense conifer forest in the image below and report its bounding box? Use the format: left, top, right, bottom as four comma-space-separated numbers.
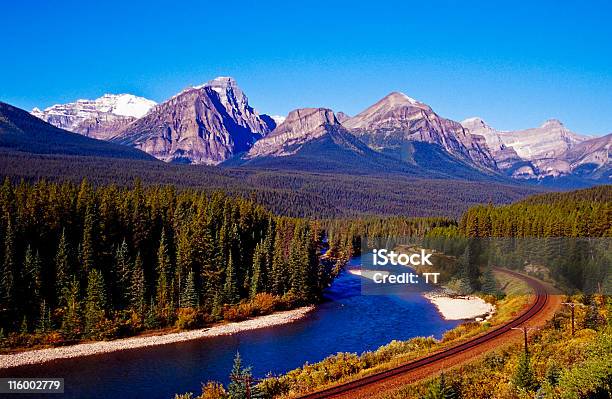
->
0, 151, 541, 218
0, 178, 340, 348
458, 185, 611, 238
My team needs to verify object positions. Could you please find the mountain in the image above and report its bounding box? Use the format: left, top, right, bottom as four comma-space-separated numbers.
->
237, 107, 442, 176
561, 133, 611, 180
336, 112, 351, 123
461, 117, 607, 181
270, 115, 286, 126
0, 102, 155, 160
495, 119, 588, 160
343, 92, 497, 172
111, 77, 275, 164
32, 94, 156, 140
461, 117, 525, 172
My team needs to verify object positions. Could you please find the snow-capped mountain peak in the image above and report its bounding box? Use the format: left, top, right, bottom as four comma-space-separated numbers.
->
270, 115, 286, 126
94, 94, 156, 118
31, 93, 156, 139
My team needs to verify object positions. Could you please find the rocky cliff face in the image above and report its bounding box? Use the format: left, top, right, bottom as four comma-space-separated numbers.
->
461, 117, 611, 181
112, 77, 274, 164
343, 92, 497, 170
240, 107, 448, 176
246, 108, 339, 157
496, 119, 588, 160
561, 133, 611, 179
31, 94, 156, 140
336, 112, 351, 123
461, 117, 524, 171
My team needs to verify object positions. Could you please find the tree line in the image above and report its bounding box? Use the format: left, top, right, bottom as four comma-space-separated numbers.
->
425, 185, 612, 295
0, 151, 539, 219
0, 178, 336, 347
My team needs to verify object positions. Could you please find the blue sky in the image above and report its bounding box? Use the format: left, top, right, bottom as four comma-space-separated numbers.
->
2, 0, 611, 135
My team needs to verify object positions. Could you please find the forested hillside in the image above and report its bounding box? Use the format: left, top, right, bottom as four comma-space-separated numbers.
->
0, 151, 542, 218
459, 185, 611, 237
0, 179, 336, 349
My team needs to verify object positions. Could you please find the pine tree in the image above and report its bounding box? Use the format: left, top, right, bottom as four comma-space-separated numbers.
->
81, 205, 97, 275
180, 270, 198, 308
144, 299, 160, 329
424, 373, 458, 399
114, 239, 131, 308
289, 227, 309, 301
262, 224, 274, 292
130, 253, 146, 316
481, 267, 499, 296
61, 278, 81, 339
224, 254, 239, 304
84, 269, 106, 336
271, 229, 286, 296
1, 219, 15, 311
512, 354, 538, 391
250, 241, 264, 298
545, 361, 561, 386
36, 299, 52, 333
211, 291, 223, 320
228, 352, 258, 399
26, 247, 42, 303
55, 229, 71, 302
156, 230, 171, 319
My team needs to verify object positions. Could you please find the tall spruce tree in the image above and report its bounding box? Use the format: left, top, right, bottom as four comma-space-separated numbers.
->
55, 229, 71, 302
1, 219, 15, 312
180, 270, 198, 308
156, 230, 171, 319
84, 269, 106, 336
61, 278, 82, 339
250, 241, 265, 298
130, 253, 146, 316
114, 239, 131, 308
81, 205, 97, 275
512, 354, 538, 391
228, 352, 258, 399
271, 229, 286, 296
224, 254, 239, 304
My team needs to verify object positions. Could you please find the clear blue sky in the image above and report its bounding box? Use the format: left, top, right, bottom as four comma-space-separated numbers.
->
2, 0, 611, 135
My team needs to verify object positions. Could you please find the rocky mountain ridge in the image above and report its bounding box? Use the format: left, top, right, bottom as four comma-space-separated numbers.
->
343, 92, 497, 170
462, 117, 608, 180
110, 77, 274, 165
27, 78, 609, 184
32, 94, 156, 140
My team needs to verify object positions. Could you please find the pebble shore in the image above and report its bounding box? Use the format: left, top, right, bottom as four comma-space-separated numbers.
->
0, 306, 315, 369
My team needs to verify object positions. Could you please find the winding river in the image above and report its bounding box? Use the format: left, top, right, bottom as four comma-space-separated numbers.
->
1, 256, 459, 398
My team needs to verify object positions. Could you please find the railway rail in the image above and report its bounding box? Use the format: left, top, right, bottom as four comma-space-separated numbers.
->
299, 268, 549, 398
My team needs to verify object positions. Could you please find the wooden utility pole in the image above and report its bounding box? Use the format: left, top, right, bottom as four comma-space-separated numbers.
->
511, 326, 539, 356
562, 302, 585, 336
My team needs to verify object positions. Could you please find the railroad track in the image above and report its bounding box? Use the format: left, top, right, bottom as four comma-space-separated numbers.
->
299, 268, 549, 399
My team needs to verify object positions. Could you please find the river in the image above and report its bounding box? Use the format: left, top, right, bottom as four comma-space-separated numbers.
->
0, 256, 460, 398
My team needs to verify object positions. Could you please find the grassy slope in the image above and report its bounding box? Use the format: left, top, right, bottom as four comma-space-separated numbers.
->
382, 296, 610, 399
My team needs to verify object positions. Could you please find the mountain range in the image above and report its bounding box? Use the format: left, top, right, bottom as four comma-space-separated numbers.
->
32, 93, 156, 140
0, 102, 154, 161
4, 76, 609, 186
462, 117, 610, 181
